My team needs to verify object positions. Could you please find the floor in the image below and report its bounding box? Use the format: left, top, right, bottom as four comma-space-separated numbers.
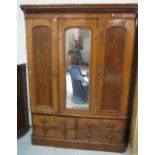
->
17, 129, 130, 155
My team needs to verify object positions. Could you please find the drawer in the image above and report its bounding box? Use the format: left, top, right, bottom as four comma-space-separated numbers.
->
78, 118, 125, 131
34, 126, 75, 140
33, 114, 76, 129
77, 129, 124, 143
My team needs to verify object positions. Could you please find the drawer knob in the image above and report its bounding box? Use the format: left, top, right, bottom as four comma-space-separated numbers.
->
107, 134, 112, 140
42, 128, 47, 137
63, 130, 68, 136
87, 132, 91, 138
62, 120, 67, 126
108, 123, 113, 128
41, 119, 47, 124
87, 122, 91, 127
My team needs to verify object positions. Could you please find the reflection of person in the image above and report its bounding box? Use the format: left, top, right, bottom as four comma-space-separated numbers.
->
74, 39, 83, 65
75, 39, 83, 50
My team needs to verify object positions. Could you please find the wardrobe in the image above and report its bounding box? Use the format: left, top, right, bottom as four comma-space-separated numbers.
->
21, 4, 137, 152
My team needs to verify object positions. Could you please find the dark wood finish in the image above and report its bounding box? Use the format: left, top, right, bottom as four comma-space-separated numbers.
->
32, 114, 126, 147
33, 126, 76, 140
33, 26, 52, 106
32, 112, 127, 119
17, 64, 29, 138
25, 13, 136, 20
32, 136, 126, 153
31, 114, 127, 152
77, 117, 126, 144
96, 18, 136, 117
77, 129, 124, 143
22, 4, 137, 153
77, 117, 126, 132
101, 27, 126, 111
33, 114, 76, 129
26, 19, 59, 114
21, 4, 137, 14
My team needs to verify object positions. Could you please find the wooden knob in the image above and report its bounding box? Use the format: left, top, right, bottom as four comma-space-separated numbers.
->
42, 128, 47, 137
108, 123, 113, 128
87, 132, 91, 138
63, 130, 67, 136
41, 119, 47, 124
107, 134, 112, 140
62, 120, 67, 126
87, 122, 91, 127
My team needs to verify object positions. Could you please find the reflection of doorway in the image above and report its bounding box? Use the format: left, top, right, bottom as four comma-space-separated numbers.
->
66, 65, 89, 109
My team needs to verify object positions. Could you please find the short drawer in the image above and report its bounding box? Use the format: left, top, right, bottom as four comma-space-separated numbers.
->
78, 118, 125, 131
33, 114, 76, 129
33, 126, 75, 140
77, 129, 124, 144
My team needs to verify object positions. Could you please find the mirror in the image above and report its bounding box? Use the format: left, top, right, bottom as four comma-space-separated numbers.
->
65, 28, 91, 109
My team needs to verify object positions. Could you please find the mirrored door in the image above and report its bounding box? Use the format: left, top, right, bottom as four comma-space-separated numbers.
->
65, 28, 91, 109
59, 19, 98, 115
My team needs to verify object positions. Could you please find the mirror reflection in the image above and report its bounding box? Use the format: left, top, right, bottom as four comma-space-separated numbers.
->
65, 28, 91, 109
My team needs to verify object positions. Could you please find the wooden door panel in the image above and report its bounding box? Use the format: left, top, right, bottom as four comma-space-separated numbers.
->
101, 27, 126, 111
26, 19, 58, 113
33, 26, 52, 106
97, 19, 135, 116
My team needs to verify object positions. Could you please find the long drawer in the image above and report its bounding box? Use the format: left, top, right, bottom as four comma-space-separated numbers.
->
34, 126, 76, 140
77, 118, 126, 132
32, 114, 76, 129
77, 129, 124, 143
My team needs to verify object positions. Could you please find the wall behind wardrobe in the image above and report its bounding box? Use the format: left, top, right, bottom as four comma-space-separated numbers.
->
17, 0, 138, 125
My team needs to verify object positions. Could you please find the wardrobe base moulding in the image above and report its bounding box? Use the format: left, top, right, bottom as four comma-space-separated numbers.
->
32, 136, 126, 153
